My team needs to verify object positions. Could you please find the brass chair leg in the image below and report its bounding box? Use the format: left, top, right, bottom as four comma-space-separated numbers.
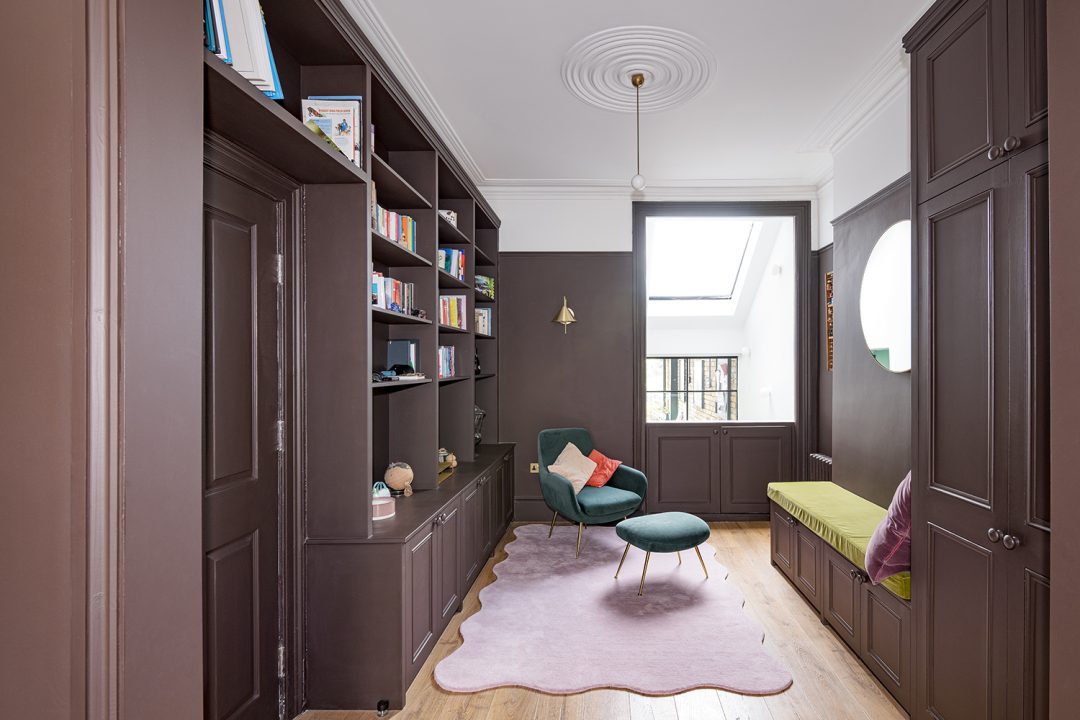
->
575, 522, 585, 558
614, 542, 631, 578
677, 551, 682, 564
694, 545, 709, 579
638, 551, 652, 596
548, 511, 558, 538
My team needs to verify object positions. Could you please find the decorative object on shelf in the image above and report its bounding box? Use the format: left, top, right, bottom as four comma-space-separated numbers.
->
372, 481, 391, 498
825, 271, 834, 372
475, 350, 481, 375
410, 308, 427, 320
372, 481, 395, 521
387, 338, 419, 374
475, 274, 495, 300
552, 296, 577, 334
474, 406, 487, 447
438, 209, 458, 227
384, 462, 414, 497
629, 71, 647, 191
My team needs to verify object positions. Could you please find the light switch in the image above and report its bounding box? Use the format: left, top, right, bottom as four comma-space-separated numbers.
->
529, 463, 539, 474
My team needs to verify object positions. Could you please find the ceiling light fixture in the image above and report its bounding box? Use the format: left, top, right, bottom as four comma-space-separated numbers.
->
630, 72, 646, 191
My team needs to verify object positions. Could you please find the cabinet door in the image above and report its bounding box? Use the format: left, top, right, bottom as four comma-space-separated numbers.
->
720, 425, 793, 514
480, 473, 494, 557
914, 163, 1012, 719
502, 453, 515, 525
860, 583, 913, 713
794, 523, 823, 613
645, 424, 721, 514
1007, 0, 1048, 153
405, 527, 436, 679
822, 546, 861, 648
913, 0, 1010, 201
770, 502, 796, 580
1004, 142, 1050, 720
461, 483, 482, 588
436, 501, 462, 633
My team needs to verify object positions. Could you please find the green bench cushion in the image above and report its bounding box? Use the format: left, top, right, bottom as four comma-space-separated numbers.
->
766, 481, 911, 601
616, 512, 711, 553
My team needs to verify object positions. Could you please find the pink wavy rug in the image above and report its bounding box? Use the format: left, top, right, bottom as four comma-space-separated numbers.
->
434, 523, 793, 696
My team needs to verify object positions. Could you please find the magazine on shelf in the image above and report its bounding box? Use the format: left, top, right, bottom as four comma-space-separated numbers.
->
217, 0, 281, 99
302, 99, 360, 165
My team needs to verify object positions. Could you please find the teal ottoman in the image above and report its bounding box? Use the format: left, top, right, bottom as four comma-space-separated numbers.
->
614, 512, 711, 595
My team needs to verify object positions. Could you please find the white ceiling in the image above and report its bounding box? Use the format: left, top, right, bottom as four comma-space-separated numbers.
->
356, 0, 928, 187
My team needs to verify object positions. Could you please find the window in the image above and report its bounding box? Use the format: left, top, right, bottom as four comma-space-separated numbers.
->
646, 356, 738, 422
646, 218, 755, 300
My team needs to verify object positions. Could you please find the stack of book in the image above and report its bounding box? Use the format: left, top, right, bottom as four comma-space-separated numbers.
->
372, 272, 415, 315
437, 346, 456, 379
372, 192, 417, 253
439, 295, 467, 330
301, 96, 362, 166
475, 274, 495, 300
475, 308, 493, 336
437, 248, 466, 281
204, 0, 283, 100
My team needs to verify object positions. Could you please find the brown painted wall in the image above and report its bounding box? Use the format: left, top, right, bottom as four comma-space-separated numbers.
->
831, 178, 912, 508
815, 245, 834, 456
119, 0, 205, 717
1047, 1, 1080, 716
0, 0, 87, 716
499, 252, 635, 521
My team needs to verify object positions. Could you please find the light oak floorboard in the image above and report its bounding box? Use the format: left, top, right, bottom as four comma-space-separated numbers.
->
301, 522, 906, 720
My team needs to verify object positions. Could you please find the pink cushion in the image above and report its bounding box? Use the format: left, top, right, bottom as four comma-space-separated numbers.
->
865, 472, 912, 584
586, 449, 622, 487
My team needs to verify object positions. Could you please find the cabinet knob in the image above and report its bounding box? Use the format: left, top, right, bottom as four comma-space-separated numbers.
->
712, 428, 719, 435
1003, 135, 1022, 152
786, 516, 796, 526
987, 145, 1003, 161
1002, 534, 1022, 550
987, 528, 1003, 543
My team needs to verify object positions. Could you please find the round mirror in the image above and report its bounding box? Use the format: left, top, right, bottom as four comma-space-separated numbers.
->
859, 220, 912, 372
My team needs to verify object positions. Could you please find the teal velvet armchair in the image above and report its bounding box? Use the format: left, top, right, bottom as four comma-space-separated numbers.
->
537, 428, 647, 557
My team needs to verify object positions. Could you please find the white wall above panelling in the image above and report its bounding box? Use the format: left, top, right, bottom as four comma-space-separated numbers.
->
831, 91, 911, 218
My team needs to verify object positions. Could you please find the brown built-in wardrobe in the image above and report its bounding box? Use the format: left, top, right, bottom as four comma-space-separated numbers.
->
905, 0, 1049, 718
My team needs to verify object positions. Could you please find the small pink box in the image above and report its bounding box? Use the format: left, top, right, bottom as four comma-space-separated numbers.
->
372, 497, 396, 521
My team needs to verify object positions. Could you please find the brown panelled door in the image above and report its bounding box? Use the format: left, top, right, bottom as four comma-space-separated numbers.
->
202, 167, 284, 720
720, 425, 793, 514
645, 424, 721, 514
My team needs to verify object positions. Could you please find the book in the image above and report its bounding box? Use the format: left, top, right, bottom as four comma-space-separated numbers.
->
439, 295, 467, 330
302, 98, 360, 165
475, 307, 493, 336
437, 248, 466, 281
208, 0, 231, 63
475, 274, 495, 300
373, 203, 417, 253
438, 346, 456, 379
307, 96, 363, 165
219, 0, 281, 98
371, 272, 415, 315
204, 0, 219, 54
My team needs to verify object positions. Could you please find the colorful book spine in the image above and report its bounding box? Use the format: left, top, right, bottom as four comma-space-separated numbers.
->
474, 307, 493, 336
371, 271, 415, 315
437, 346, 456, 379
475, 274, 495, 299
437, 248, 466, 280
439, 295, 467, 329
373, 204, 417, 253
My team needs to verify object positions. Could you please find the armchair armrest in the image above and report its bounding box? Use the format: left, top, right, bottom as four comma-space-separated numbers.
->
540, 471, 583, 520
608, 464, 648, 500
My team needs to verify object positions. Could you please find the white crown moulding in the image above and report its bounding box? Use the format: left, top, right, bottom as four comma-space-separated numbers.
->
561, 26, 717, 113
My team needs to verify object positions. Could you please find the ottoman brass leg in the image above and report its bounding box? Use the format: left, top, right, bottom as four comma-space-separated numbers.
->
548, 511, 558, 538
575, 522, 585, 558
677, 551, 682, 564
695, 545, 709, 579
638, 551, 652, 596
615, 542, 631, 578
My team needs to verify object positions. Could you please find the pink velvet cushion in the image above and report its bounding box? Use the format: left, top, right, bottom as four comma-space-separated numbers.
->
865, 471, 912, 584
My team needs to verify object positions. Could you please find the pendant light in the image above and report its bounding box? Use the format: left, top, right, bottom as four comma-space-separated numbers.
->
630, 72, 646, 191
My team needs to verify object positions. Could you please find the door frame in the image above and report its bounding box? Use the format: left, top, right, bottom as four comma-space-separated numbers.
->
204, 133, 305, 719
631, 201, 815, 480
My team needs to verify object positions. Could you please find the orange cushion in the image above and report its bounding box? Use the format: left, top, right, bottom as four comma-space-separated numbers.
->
586, 449, 622, 487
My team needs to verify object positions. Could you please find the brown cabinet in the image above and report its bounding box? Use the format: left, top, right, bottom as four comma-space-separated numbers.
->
861, 580, 913, 712
405, 526, 436, 681
435, 498, 462, 633
793, 523, 823, 613
646, 423, 793, 517
770, 503, 796, 579
910, 0, 1047, 202
907, 2, 1049, 717
822, 545, 861, 647
720, 425, 794, 514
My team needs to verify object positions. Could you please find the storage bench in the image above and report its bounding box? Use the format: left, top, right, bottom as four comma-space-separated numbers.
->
767, 482, 912, 713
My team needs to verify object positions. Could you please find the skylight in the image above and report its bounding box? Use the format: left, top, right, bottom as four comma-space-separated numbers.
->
645, 217, 756, 300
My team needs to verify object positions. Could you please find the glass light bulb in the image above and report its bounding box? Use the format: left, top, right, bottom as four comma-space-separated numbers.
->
630, 174, 646, 191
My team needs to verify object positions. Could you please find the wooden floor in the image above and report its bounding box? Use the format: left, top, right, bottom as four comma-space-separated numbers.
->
301, 522, 906, 720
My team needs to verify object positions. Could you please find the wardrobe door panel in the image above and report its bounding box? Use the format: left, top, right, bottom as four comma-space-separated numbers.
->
720, 425, 793, 514
794, 523, 823, 612
646, 424, 721, 514
861, 583, 913, 713
1007, 0, 1048, 151
770, 503, 796, 580
913, 0, 1009, 201
823, 546, 861, 647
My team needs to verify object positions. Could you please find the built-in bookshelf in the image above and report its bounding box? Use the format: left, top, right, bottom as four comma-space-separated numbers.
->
203, 0, 503, 711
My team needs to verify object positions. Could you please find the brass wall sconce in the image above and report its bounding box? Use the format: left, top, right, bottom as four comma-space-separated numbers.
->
552, 296, 576, 334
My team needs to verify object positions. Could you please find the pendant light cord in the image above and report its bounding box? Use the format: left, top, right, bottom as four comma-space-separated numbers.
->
635, 82, 641, 175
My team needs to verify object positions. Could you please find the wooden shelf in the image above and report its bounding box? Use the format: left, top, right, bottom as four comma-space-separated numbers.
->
474, 245, 496, 266
475, 333, 496, 340
437, 269, 469, 289
371, 154, 432, 210
371, 306, 432, 325
371, 378, 432, 391
438, 375, 470, 384
474, 289, 495, 303
475, 373, 496, 380
438, 324, 469, 334
371, 231, 431, 268
438, 214, 471, 244
204, 51, 369, 185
